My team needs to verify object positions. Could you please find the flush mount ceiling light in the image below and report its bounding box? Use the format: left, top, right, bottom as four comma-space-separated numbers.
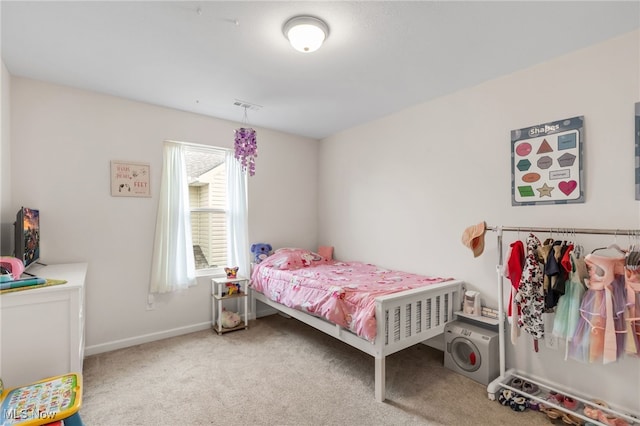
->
283, 16, 329, 53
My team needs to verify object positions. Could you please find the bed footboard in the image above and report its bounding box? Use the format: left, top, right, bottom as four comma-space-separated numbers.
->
375, 279, 463, 355
373, 279, 463, 401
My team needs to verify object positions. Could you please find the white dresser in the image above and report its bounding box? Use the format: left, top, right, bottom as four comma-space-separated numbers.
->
0, 262, 87, 388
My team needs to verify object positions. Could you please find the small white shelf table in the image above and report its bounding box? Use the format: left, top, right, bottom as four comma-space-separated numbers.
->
211, 276, 249, 335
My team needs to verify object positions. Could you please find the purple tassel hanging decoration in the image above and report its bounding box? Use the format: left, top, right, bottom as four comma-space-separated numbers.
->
234, 127, 257, 176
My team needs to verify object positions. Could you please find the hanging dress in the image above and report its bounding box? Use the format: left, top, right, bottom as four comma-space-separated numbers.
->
505, 240, 524, 345
538, 238, 555, 310
544, 240, 565, 310
553, 241, 570, 295
624, 250, 640, 356
516, 234, 544, 351
569, 253, 626, 364
552, 250, 587, 359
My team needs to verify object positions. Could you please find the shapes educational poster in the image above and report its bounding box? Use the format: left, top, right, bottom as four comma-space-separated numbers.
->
511, 116, 584, 206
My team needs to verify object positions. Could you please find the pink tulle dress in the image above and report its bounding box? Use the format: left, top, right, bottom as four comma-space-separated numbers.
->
624, 258, 640, 356
569, 253, 626, 364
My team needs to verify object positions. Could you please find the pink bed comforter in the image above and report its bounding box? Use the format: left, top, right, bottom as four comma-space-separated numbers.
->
251, 248, 452, 342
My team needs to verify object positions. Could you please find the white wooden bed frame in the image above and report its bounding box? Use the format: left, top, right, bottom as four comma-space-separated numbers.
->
252, 279, 464, 402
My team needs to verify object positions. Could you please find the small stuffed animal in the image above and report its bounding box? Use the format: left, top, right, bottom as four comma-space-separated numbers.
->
250, 243, 273, 264
224, 266, 238, 279
220, 309, 241, 328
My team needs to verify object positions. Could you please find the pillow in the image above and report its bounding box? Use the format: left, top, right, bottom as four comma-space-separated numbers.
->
317, 246, 334, 260
264, 248, 328, 270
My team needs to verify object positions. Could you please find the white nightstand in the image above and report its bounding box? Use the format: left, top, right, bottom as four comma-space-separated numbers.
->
211, 276, 250, 335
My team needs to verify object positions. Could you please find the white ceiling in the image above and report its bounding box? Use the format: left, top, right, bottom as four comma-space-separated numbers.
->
2, 1, 639, 140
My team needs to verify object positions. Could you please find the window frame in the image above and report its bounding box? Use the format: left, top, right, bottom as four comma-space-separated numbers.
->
184, 145, 229, 279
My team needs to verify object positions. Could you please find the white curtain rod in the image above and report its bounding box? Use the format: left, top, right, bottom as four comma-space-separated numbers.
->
485, 225, 640, 236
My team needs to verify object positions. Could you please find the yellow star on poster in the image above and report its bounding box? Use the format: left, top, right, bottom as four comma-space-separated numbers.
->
537, 183, 554, 197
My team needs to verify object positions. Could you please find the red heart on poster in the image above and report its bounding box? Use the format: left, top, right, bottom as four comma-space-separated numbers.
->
558, 180, 577, 196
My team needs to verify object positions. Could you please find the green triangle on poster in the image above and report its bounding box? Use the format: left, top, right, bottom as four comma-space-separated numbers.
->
537, 139, 553, 154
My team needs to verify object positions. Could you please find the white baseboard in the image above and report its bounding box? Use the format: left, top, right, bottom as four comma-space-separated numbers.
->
84, 321, 212, 357
85, 304, 298, 357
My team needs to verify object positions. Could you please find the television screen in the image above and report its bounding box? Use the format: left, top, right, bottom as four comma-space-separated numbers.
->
14, 207, 40, 269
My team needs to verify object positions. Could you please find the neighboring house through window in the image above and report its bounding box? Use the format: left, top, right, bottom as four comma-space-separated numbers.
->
185, 145, 227, 273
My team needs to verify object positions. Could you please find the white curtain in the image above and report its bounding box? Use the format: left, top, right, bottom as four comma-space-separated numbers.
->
225, 150, 250, 279
149, 141, 196, 293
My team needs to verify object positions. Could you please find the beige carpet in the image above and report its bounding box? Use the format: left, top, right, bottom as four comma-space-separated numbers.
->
81, 314, 550, 425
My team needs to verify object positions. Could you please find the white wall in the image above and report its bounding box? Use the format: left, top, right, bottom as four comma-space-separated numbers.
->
319, 30, 640, 413
1, 61, 11, 254
7, 77, 318, 353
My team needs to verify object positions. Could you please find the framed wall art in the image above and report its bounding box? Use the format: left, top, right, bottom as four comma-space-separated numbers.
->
110, 161, 150, 197
511, 116, 584, 206
636, 102, 640, 200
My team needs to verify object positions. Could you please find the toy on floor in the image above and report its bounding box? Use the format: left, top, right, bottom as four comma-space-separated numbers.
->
0, 373, 83, 425
251, 243, 272, 264
221, 310, 241, 328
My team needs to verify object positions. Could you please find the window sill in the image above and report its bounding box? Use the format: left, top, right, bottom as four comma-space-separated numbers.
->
195, 267, 226, 279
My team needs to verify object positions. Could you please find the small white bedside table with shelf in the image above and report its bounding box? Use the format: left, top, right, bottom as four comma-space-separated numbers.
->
211, 276, 250, 335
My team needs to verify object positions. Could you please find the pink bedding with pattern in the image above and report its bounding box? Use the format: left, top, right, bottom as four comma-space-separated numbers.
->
251, 248, 453, 342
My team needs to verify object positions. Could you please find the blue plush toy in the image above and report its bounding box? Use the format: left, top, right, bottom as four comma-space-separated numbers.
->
251, 243, 273, 264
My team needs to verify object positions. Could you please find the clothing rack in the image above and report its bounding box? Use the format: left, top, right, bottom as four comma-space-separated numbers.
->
485, 225, 640, 425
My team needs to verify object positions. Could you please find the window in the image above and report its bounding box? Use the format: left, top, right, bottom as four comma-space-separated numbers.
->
150, 141, 249, 294
184, 145, 227, 272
